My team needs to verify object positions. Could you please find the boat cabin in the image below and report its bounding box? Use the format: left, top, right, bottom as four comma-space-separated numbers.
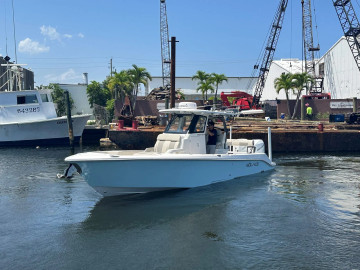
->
154, 102, 229, 154
0, 90, 57, 124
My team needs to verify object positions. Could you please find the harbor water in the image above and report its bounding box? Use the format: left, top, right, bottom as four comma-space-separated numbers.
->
1, 147, 360, 269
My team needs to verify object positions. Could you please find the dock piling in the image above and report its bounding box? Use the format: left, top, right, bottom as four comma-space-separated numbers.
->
64, 90, 74, 150
268, 127, 272, 162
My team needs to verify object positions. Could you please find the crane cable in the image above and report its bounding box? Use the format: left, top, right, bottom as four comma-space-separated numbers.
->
355, 0, 360, 9
312, 0, 321, 60
246, 2, 279, 91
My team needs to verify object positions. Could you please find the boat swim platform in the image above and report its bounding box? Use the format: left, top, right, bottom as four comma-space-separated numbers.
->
94, 120, 360, 153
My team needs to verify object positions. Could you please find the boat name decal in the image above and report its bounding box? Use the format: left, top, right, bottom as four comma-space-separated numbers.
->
246, 162, 259, 167
17, 107, 40, 114
57, 120, 67, 124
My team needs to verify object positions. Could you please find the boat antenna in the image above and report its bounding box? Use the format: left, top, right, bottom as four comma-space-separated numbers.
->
4, 2, 9, 56
12, 0, 18, 63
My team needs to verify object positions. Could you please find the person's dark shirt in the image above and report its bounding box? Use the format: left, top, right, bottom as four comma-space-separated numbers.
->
207, 129, 217, 145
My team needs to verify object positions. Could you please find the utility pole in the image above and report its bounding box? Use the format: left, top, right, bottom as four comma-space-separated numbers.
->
110, 58, 113, 77
170, 36, 178, 109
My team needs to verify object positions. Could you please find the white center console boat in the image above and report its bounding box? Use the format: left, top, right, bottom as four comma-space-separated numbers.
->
65, 102, 275, 196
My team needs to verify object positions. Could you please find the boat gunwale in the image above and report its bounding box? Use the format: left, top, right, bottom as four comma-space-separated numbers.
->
0, 114, 91, 126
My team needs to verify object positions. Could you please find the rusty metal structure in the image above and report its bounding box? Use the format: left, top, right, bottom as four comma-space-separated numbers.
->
332, 0, 360, 71
251, 0, 288, 107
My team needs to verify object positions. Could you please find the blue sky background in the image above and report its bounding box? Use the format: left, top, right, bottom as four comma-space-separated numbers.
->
0, 0, 357, 87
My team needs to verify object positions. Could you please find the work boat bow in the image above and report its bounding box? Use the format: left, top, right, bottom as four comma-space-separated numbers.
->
65, 102, 275, 197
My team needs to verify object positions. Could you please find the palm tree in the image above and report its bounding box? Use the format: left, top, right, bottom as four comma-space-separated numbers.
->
108, 70, 133, 102
196, 80, 214, 103
274, 72, 294, 118
127, 64, 152, 111
192, 71, 210, 86
210, 73, 228, 108
291, 72, 314, 119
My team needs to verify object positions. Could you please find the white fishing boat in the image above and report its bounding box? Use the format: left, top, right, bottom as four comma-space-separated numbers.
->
0, 89, 90, 146
65, 102, 275, 196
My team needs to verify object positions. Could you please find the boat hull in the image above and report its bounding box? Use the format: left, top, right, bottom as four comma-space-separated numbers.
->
70, 155, 274, 196
0, 115, 90, 146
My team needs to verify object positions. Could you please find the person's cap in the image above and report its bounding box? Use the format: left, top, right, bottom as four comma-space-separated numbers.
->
208, 120, 214, 125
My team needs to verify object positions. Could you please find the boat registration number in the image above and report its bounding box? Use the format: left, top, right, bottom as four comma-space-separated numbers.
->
17, 107, 40, 114
246, 162, 259, 167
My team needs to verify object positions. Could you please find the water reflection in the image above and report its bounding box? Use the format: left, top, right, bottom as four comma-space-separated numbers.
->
270, 154, 360, 226
81, 172, 272, 231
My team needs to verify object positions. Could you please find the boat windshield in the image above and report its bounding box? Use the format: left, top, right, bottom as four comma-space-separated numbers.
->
165, 114, 207, 134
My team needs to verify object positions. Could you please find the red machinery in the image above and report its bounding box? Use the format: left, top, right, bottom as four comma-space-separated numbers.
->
220, 91, 259, 110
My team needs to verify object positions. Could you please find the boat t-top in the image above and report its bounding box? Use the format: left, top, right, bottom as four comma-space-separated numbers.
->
65, 102, 275, 196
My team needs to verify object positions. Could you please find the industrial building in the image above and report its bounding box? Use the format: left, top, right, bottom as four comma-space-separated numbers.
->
318, 37, 360, 99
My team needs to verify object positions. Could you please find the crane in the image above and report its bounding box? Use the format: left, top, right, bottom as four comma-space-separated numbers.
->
332, 0, 360, 123
160, 0, 171, 90
332, 0, 360, 71
251, 0, 288, 107
301, 0, 325, 96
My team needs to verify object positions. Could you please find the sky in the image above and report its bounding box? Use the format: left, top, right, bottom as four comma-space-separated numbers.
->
0, 0, 358, 87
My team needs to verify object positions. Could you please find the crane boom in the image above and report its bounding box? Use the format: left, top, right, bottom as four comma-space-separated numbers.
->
160, 0, 171, 89
252, 0, 288, 107
302, 0, 323, 94
332, 0, 360, 71
302, 0, 318, 77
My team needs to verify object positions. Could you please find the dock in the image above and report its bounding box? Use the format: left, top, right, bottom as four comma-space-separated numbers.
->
90, 120, 360, 153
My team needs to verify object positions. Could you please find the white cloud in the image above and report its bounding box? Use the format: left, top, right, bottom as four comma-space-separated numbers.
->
40, 25, 61, 41
18, 38, 50, 54
44, 69, 83, 83
78, 33, 85, 38
63, 34, 72, 39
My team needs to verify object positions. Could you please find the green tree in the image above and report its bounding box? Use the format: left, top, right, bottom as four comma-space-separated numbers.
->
210, 73, 228, 107
127, 64, 152, 111
106, 99, 116, 122
196, 80, 214, 103
291, 72, 314, 119
86, 81, 111, 108
274, 73, 294, 118
108, 70, 133, 102
192, 70, 210, 86
49, 83, 74, 116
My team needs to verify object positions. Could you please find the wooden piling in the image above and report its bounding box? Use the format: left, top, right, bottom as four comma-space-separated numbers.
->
64, 90, 74, 149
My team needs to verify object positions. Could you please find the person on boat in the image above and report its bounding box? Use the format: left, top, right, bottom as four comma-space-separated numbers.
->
206, 120, 217, 154
306, 103, 313, 120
